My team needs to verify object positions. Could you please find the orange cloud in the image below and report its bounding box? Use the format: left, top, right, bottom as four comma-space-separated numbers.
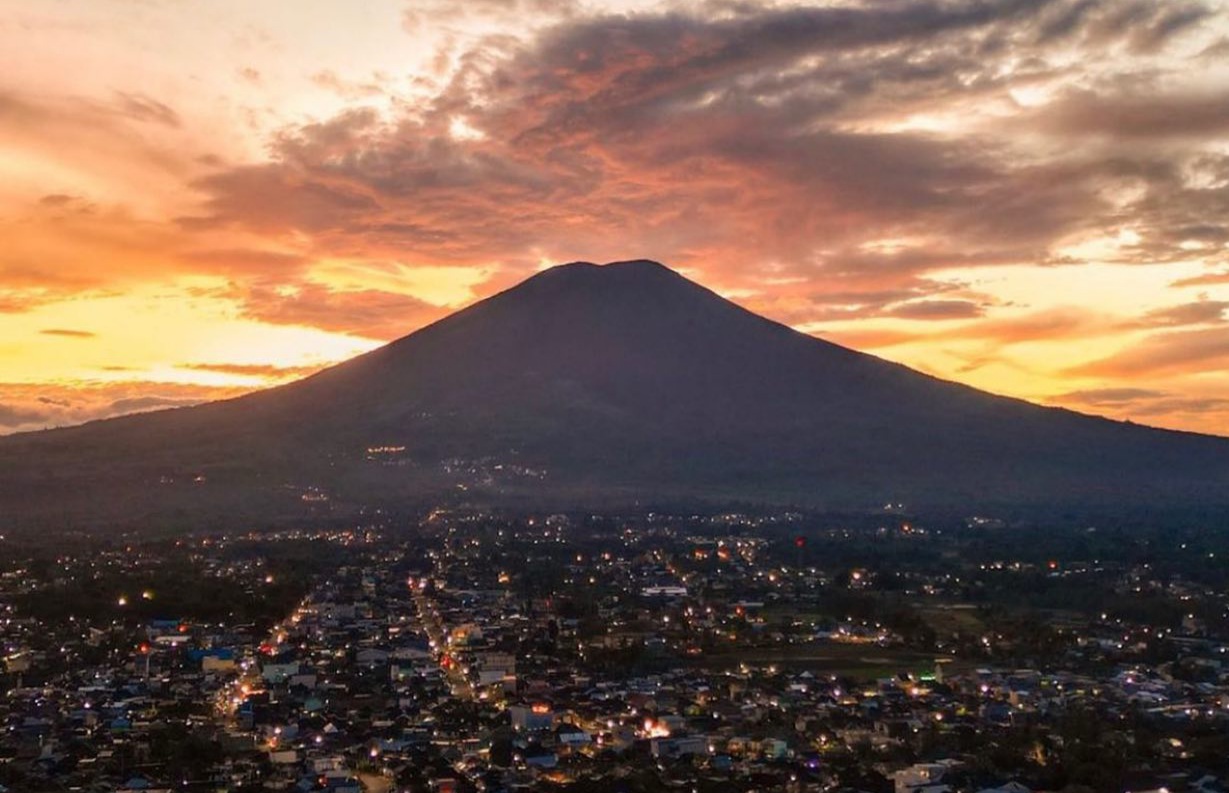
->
39, 328, 96, 338
1068, 327, 1229, 378
176, 362, 328, 380
215, 279, 450, 341
1048, 386, 1229, 432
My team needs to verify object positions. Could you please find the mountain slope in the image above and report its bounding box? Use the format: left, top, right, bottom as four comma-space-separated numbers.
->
2, 259, 1227, 531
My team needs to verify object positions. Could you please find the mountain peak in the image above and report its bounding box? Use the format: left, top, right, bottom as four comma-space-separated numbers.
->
603, 258, 671, 271
530, 258, 676, 283
502, 258, 704, 314
4, 257, 1229, 530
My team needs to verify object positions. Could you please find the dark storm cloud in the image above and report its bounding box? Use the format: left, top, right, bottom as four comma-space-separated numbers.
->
176, 0, 1222, 328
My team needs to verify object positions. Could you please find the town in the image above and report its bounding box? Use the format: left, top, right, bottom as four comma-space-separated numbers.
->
2, 511, 1228, 793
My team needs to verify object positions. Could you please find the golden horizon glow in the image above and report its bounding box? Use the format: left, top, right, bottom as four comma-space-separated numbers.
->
3, 0, 1229, 435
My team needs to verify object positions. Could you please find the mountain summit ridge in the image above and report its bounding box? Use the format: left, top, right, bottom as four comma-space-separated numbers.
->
2, 259, 1227, 530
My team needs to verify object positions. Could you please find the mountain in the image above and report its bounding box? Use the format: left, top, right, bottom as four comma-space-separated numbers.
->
2, 258, 1228, 532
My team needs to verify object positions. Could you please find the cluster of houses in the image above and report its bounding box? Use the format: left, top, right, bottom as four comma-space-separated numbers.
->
1, 517, 1228, 792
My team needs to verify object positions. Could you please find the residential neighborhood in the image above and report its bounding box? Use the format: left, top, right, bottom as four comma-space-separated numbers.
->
3, 513, 1229, 792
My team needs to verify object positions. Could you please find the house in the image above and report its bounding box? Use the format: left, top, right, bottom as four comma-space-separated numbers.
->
510, 704, 555, 732
650, 735, 708, 759
262, 662, 301, 683
524, 750, 557, 769
356, 648, 390, 666
555, 723, 591, 749
894, 762, 957, 793
201, 649, 237, 672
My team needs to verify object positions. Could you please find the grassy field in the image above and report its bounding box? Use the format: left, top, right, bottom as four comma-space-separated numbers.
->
916, 604, 986, 636
691, 642, 966, 679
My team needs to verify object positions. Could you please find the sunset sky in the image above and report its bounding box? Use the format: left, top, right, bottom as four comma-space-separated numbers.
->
3, 0, 1229, 435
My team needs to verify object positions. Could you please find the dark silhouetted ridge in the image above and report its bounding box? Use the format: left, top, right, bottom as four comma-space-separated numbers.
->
1, 259, 1228, 531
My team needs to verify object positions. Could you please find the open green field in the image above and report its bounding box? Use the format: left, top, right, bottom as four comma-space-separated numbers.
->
690, 642, 968, 679
916, 604, 987, 635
